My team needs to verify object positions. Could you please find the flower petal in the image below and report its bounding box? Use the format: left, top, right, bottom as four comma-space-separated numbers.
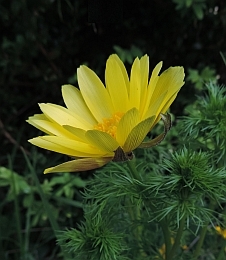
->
62, 84, 97, 125
44, 157, 113, 174
62, 125, 87, 142
129, 57, 141, 109
29, 136, 106, 157
123, 116, 155, 152
27, 119, 83, 140
27, 113, 49, 121
27, 117, 52, 135
150, 66, 185, 111
105, 55, 129, 112
160, 91, 179, 115
116, 108, 140, 146
86, 130, 119, 153
77, 65, 114, 122
39, 103, 92, 130
139, 55, 149, 114
142, 61, 163, 118
143, 90, 168, 120
112, 54, 130, 93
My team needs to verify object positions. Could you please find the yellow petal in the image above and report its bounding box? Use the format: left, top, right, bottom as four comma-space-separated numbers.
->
139, 55, 149, 114
27, 119, 84, 140
29, 136, 106, 157
129, 57, 141, 109
44, 157, 113, 174
27, 113, 49, 121
112, 54, 130, 93
160, 91, 178, 115
123, 116, 155, 152
215, 226, 221, 232
142, 61, 163, 117
62, 84, 97, 125
77, 65, 114, 122
62, 125, 87, 142
39, 103, 92, 130
116, 108, 140, 146
86, 130, 118, 153
29, 137, 88, 157
143, 91, 168, 120
150, 66, 185, 109
27, 118, 52, 135
105, 55, 129, 112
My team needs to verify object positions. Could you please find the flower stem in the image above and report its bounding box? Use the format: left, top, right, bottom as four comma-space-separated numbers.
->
193, 225, 208, 258
167, 214, 186, 260
160, 217, 172, 259
193, 200, 215, 258
127, 158, 141, 181
127, 159, 173, 259
126, 159, 146, 258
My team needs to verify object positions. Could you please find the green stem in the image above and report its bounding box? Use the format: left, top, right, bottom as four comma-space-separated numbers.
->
127, 159, 141, 181
193, 200, 215, 258
167, 214, 186, 260
148, 202, 172, 259
160, 218, 172, 259
126, 159, 146, 258
193, 224, 208, 258
127, 159, 173, 259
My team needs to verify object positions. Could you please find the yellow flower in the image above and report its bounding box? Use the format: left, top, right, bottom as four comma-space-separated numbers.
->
27, 54, 185, 174
215, 226, 226, 239
158, 243, 166, 259
158, 238, 175, 259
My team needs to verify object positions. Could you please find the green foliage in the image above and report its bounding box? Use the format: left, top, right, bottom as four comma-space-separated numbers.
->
161, 149, 226, 223
179, 82, 226, 163
187, 67, 217, 90
173, 0, 207, 20
113, 45, 143, 63
58, 212, 128, 260
0, 151, 85, 260
0, 167, 31, 201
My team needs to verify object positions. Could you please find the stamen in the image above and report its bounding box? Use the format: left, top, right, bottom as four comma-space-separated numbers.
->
94, 112, 124, 138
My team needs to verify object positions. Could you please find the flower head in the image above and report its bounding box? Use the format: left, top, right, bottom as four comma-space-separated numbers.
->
27, 54, 185, 173
215, 226, 226, 239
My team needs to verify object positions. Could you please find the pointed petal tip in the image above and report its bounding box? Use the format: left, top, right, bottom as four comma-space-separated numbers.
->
108, 54, 119, 60
44, 168, 52, 174
62, 84, 74, 90
142, 54, 149, 58
27, 137, 37, 144
77, 65, 87, 75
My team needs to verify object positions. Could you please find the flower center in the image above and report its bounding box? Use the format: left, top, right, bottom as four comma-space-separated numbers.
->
94, 112, 124, 138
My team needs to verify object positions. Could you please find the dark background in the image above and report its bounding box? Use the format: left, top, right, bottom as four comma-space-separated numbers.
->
0, 0, 226, 258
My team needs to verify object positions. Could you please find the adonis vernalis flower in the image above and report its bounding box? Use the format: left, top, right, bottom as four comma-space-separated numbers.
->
27, 54, 185, 173
215, 226, 226, 239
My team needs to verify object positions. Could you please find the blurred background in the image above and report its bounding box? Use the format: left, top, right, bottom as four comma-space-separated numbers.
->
0, 0, 226, 259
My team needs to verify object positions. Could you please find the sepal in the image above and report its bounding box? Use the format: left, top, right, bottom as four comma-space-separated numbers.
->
138, 113, 171, 148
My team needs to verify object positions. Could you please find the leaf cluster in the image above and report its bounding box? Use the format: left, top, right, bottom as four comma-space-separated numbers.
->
179, 82, 226, 163
0, 151, 85, 260
57, 211, 128, 260
58, 143, 226, 258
